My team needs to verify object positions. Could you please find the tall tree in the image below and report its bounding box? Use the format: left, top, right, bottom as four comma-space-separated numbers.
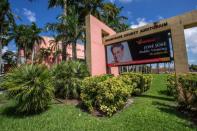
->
28, 22, 44, 65
48, 0, 78, 16
46, 19, 70, 61
10, 24, 30, 64
49, 35, 62, 64
37, 47, 51, 64
10, 23, 43, 65
0, 0, 15, 74
101, 3, 129, 32
46, 8, 83, 60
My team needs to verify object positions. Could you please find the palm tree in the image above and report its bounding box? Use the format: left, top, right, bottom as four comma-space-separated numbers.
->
37, 47, 51, 64
10, 23, 43, 65
48, 0, 78, 17
101, 3, 129, 32
77, 0, 104, 22
49, 35, 62, 64
10, 24, 30, 64
28, 22, 44, 65
46, 21, 70, 61
46, 6, 83, 60
0, 0, 15, 74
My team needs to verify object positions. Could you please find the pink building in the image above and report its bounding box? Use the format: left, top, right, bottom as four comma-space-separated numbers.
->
38, 36, 85, 67
19, 36, 85, 67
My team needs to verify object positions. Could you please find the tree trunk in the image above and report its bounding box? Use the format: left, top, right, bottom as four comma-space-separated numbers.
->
63, 0, 67, 16
157, 63, 159, 74
0, 40, 2, 75
62, 43, 67, 61
31, 47, 35, 65
17, 48, 25, 65
72, 41, 77, 60
0, 24, 3, 75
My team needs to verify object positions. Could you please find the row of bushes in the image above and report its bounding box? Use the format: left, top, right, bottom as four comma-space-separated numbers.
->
0, 62, 153, 116
166, 74, 197, 109
80, 73, 153, 116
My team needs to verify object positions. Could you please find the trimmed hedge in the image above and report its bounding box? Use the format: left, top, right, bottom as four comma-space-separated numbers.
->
120, 73, 153, 95
80, 73, 152, 116
80, 75, 113, 114
166, 74, 177, 96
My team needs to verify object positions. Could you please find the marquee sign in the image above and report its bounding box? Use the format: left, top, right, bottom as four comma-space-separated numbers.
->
106, 31, 171, 67
104, 22, 169, 45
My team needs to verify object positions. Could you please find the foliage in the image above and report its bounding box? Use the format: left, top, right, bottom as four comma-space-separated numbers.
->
166, 74, 177, 96
47, 0, 129, 32
80, 75, 113, 112
10, 23, 43, 64
120, 72, 153, 95
189, 64, 197, 72
178, 73, 197, 108
97, 77, 131, 116
0, 0, 15, 74
2, 50, 17, 65
166, 73, 197, 109
81, 75, 131, 116
46, 6, 83, 60
0, 64, 53, 114
35, 47, 51, 64
51, 60, 89, 99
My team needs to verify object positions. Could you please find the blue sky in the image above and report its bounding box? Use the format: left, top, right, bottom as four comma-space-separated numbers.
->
3, 0, 197, 64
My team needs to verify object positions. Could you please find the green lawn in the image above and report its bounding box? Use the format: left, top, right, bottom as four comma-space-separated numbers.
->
0, 74, 196, 131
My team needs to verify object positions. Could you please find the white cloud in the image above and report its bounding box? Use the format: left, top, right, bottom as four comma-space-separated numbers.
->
184, 27, 197, 54
23, 8, 36, 22
119, 0, 133, 3
189, 59, 196, 64
130, 18, 149, 29
157, 15, 164, 20
127, 11, 132, 16
109, 0, 134, 3
2, 46, 8, 54
109, 0, 116, 3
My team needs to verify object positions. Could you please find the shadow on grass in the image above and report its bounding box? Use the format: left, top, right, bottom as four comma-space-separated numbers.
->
0, 105, 50, 118
158, 90, 172, 96
152, 101, 197, 128
138, 94, 174, 102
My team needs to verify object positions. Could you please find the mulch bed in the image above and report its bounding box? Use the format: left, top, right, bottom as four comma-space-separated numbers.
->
54, 97, 134, 117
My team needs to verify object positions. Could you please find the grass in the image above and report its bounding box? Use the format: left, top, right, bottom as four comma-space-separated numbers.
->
0, 74, 196, 131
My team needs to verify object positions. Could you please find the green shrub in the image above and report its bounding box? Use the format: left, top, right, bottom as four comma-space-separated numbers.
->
97, 77, 131, 116
178, 74, 197, 108
166, 74, 177, 96
0, 64, 53, 114
166, 73, 197, 109
120, 73, 152, 95
51, 60, 89, 99
81, 75, 130, 116
80, 75, 113, 112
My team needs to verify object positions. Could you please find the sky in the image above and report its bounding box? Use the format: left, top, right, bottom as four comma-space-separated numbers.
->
3, 0, 197, 64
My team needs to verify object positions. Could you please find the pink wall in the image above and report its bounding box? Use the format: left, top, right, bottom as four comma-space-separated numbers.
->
86, 15, 119, 76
